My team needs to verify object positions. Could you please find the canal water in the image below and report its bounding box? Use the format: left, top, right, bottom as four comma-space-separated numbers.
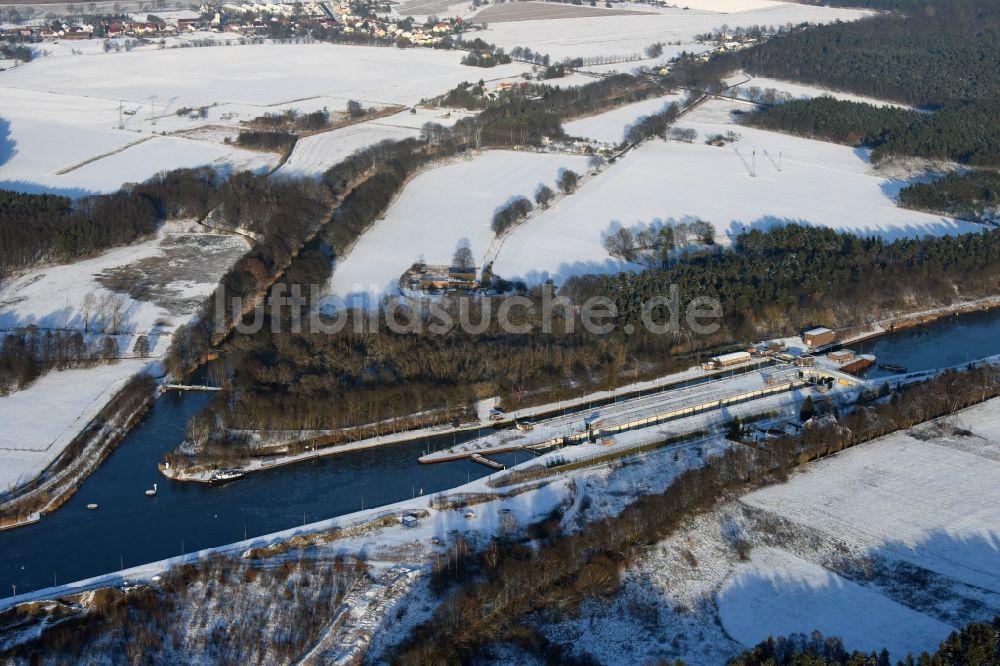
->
4, 306, 1000, 594
846, 307, 1000, 379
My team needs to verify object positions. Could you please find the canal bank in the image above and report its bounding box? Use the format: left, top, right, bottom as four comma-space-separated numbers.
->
5, 304, 1000, 594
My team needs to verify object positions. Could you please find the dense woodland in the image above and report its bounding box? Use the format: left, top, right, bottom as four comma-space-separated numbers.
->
234, 129, 296, 152
180, 222, 1000, 455
0, 167, 223, 277
0, 327, 127, 394
738, 0, 1000, 107
393, 363, 1000, 664
742, 98, 1000, 167
898, 170, 1000, 220
0, 190, 155, 276
576, 224, 1000, 344
726, 0, 1000, 218
440, 72, 672, 145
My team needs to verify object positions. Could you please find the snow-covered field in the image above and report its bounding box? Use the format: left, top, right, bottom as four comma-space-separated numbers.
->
277, 107, 474, 178
0, 76, 276, 196
0, 220, 248, 337
0, 359, 151, 491
726, 73, 914, 109
743, 417, 1000, 597
477, 2, 869, 61
536, 397, 1000, 664
0, 43, 524, 194
563, 91, 687, 144
0, 44, 521, 109
322, 150, 590, 307
719, 548, 953, 660
491, 99, 979, 286
0, 222, 250, 489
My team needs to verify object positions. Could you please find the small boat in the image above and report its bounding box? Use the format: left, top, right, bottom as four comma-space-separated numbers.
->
86, 503, 99, 510
209, 469, 245, 484
878, 363, 908, 373
145, 483, 158, 497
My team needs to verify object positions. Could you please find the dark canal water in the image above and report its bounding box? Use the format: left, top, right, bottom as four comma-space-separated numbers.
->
4, 306, 1000, 594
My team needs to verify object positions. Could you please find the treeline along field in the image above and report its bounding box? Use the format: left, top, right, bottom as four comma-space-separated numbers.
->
724, 0, 1000, 216
738, 0, 1000, 107
392, 363, 1000, 663
0, 168, 223, 277
181, 220, 1000, 460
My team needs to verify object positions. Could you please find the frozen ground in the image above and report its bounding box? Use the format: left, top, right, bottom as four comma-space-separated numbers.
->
719, 548, 953, 660
534, 397, 1000, 665
491, 99, 979, 286
743, 414, 1000, 595
0, 43, 523, 109
0, 220, 249, 337
0, 77, 276, 196
726, 73, 915, 109
470, 1, 653, 23
322, 149, 590, 308
477, 2, 868, 61
0, 222, 249, 489
277, 107, 474, 179
0, 359, 151, 492
0, 43, 524, 194
563, 91, 687, 144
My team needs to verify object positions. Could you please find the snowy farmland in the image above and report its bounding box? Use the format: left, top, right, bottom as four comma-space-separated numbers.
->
0, 77, 277, 196
534, 397, 1000, 664
0, 44, 523, 109
490, 99, 980, 286
718, 548, 954, 660
277, 107, 475, 179
321, 150, 590, 308
563, 91, 687, 144
725, 73, 915, 109
0, 220, 249, 338
0, 359, 151, 492
0, 222, 250, 489
0, 43, 525, 195
476, 1, 869, 61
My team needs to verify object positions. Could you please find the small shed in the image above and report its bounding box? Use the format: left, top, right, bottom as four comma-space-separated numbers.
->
401, 514, 419, 528
803, 327, 836, 348
828, 349, 856, 363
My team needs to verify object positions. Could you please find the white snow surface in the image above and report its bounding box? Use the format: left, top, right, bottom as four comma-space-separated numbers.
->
728, 73, 914, 109
322, 150, 590, 308
0, 82, 276, 196
491, 99, 979, 286
743, 430, 1000, 594
477, 2, 869, 61
277, 107, 474, 178
0, 359, 152, 491
0, 44, 523, 109
563, 91, 687, 144
0, 43, 524, 195
718, 547, 954, 661
0, 221, 249, 336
